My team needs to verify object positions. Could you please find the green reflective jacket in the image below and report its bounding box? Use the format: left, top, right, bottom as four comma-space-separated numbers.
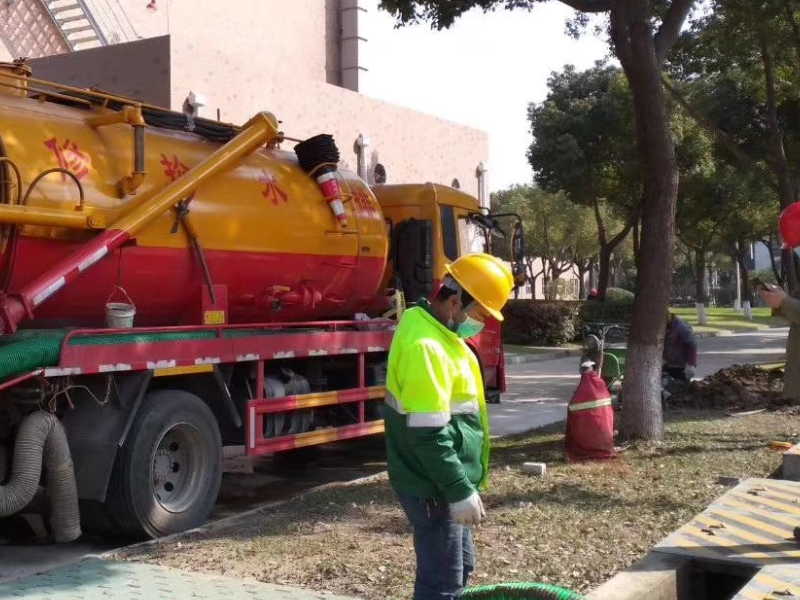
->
383, 301, 490, 503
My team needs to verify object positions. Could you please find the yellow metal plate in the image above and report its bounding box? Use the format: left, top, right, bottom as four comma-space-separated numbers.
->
154, 364, 214, 377
733, 565, 800, 600
203, 310, 226, 325
655, 478, 800, 568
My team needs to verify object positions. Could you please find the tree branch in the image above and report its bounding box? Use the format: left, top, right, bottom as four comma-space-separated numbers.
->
661, 75, 780, 193
557, 0, 611, 13
654, 0, 696, 64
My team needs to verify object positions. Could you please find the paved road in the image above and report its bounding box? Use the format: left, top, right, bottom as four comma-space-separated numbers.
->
1, 327, 789, 581
489, 327, 790, 437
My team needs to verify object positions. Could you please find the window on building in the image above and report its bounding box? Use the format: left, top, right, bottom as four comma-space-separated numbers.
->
440, 205, 459, 261
451, 178, 460, 190
373, 163, 387, 185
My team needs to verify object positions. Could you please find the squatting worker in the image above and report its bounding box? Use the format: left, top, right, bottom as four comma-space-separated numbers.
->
664, 312, 698, 381
383, 253, 514, 600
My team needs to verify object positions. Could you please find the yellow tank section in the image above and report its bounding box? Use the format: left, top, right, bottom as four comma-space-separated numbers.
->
0, 91, 387, 260
0, 74, 389, 325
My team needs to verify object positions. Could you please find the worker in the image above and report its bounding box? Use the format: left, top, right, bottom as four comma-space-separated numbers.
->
383, 253, 513, 600
758, 201, 800, 400
663, 312, 698, 381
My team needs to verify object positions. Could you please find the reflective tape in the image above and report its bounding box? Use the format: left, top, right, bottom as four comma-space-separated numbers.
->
568, 397, 612, 412
451, 400, 479, 414
408, 412, 450, 428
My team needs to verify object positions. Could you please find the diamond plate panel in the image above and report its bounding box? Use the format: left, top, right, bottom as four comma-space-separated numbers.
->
655, 478, 800, 568
733, 565, 800, 600
0, 558, 355, 600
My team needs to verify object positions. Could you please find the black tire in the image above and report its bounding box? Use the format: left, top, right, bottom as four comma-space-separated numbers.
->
485, 388, 501, 404
106, 390, 222, 539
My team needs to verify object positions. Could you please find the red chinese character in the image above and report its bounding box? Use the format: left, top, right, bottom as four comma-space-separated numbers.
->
160, 154, 190, 181
354, 189, 376, 217
259, 171, 288, 206
160, 154, 195, 202
44, 138, 90, 180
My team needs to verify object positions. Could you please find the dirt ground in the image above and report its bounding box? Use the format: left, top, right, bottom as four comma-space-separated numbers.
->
114, 409, 797, 599
667, 364, 789, 412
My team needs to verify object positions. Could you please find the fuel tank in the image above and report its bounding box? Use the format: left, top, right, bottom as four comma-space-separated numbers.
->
0, 69, 388, 327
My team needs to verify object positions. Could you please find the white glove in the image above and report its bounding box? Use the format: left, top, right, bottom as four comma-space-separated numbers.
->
685, 366, 696, 380
449, 492, 485, 527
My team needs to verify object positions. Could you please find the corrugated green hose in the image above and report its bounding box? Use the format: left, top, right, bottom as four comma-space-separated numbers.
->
0, 329, 216, 380
462, 582, 583, 600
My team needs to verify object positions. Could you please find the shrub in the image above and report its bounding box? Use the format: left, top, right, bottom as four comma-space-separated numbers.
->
579, 287, 635, 327
501, 300, 580, 346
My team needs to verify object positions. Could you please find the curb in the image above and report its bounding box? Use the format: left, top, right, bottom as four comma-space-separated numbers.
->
503, 323, 787, 365
102, 471, 389, 560
503, 347, 583, 365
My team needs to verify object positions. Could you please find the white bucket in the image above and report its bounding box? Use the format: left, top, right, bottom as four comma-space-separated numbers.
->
105, 302, 136, 328
105, 286, 136, 328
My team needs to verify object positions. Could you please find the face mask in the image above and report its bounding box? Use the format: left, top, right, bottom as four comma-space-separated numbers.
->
456, 315, 484, 339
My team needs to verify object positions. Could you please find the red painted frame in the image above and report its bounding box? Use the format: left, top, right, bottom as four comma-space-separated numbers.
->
27, 319, 393, 455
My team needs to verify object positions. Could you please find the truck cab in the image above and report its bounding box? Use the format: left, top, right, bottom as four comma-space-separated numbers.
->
372, 183, 514, 401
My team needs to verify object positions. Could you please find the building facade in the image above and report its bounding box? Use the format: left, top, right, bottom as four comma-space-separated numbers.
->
1, 0, 489, 198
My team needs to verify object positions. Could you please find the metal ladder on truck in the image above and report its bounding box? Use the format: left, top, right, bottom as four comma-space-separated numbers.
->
41, 0, 107, 50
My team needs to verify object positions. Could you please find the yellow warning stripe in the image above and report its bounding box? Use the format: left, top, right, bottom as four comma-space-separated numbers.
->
753, 572, 800, 597
680, 523, 772, 560
729, 491, 800, 514
721, 496, 800, 527
692, 513, 783, 554
753, 484, 800, 504
665, 533, 734, 561
709, 507, 791, 540
735, 584, 766, 600
154, 364, 214, 377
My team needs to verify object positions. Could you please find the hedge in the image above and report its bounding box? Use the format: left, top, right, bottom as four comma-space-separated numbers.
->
578, 287, 635, 326
501, 300, 580, 346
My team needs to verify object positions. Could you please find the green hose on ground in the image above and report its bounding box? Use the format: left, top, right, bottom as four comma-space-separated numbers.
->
461, 582, 583, 600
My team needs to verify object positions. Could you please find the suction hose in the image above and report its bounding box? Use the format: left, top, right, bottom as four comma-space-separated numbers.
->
0, 411, 81, 543
461, 583, 583, 600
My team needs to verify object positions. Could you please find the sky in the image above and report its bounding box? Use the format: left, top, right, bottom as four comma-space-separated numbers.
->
360, 1, 609, 193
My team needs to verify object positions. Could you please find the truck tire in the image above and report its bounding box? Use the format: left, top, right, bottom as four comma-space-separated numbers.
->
106, 390, 222, 539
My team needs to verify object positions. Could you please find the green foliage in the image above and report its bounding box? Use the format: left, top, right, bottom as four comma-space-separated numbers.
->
492, 184, 592, 263
380, 1, 542, 30
579, 287, 635, 325
501, 300, 580, 346
528, 63, 640, 219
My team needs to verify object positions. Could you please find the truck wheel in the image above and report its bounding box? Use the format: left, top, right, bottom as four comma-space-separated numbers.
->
107, 390, 222, 539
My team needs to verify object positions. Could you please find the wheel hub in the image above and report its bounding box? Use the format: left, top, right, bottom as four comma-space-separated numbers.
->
151, 424, 204, 513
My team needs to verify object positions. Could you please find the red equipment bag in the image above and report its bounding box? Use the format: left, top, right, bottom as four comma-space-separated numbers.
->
565, 371, 616, 462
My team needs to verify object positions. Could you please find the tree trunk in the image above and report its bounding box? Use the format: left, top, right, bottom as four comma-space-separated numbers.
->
759, 24, 797, 210
763, 237, 784, 287
694, 248, 708, 326
694, 248, 708, 304
597, 245, 612, 299
614, 1, 679, 441
736, 243, 752, 307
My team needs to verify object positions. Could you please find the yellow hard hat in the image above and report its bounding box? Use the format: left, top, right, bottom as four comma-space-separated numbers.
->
444, 253, 514, 321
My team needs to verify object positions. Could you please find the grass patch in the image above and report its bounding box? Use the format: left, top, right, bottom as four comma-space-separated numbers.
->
671, 307, 782, 332
117, 412, 796, 599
